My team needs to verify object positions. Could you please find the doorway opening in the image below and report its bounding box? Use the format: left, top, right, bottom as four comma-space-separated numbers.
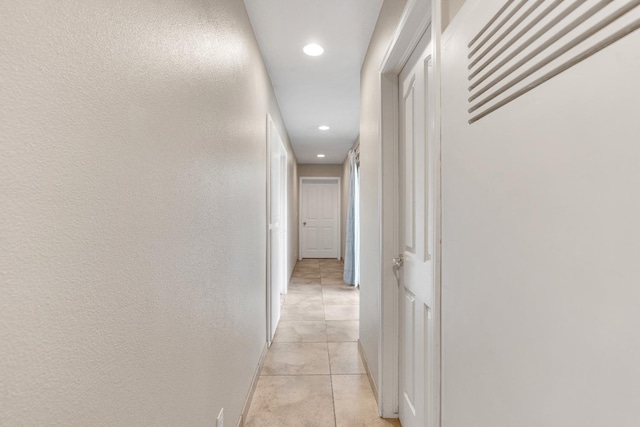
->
378, 1, 441, 426
344, 147, 361, 287
267, 115, 288, 345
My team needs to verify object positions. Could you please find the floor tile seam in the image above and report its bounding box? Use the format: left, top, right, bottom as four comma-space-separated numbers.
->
329, 370, 339, 427
323, 303, 359, 306
327, 339, 333, 376
257, 374, 331, 377
276, 321, 327, 324
268, 342, 329, 347
283, 304, 324, 308
259, 373, 332, 377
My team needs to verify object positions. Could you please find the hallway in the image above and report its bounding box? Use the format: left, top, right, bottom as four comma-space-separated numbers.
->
245, 259, 400, 427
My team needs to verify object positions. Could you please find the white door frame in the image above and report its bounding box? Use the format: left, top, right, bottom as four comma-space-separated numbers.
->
298, 177, 341, 260
378, 0, 442, 423
280, 150, 288, 295
266, 114, 288, 345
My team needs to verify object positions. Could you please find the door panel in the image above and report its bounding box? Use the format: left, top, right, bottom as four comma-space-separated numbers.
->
307, 185, 319, 219
404, 81, 416, 253
321, 227, 334, 250
301, 180, 339, 259
398, 29, 435, 427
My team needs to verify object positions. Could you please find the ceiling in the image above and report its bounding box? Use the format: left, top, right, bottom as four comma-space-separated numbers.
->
244, 0, 384, 164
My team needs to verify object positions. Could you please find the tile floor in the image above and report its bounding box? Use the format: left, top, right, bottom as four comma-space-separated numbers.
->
245, 259, 401, 427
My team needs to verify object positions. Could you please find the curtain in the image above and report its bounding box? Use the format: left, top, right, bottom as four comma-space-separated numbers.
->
343, 149, 359, 286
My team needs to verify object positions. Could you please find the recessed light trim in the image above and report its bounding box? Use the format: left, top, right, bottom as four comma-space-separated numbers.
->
317, 154, 326, 158
318, 125, 330, 131
303, 43, 324, 56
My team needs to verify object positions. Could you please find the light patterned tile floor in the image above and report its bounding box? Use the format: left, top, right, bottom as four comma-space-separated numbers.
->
245, 259, 401, 427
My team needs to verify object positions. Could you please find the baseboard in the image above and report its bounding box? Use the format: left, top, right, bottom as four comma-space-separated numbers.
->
357, 339, 378, 406
239, 342, 268, 427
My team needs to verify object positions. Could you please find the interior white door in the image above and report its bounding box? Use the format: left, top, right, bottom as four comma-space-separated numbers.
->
300, 179, 339, 259
268, 118, 286, 344
398, 29, 437, 427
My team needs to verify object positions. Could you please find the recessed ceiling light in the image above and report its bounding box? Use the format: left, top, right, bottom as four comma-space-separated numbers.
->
303, 43, 324, 56
317, 154, 325, 158
318, 125, 330, 131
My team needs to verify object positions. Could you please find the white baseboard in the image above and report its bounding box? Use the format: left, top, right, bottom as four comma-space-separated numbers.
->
238, 343, 268, 427
358, 339, 378, 406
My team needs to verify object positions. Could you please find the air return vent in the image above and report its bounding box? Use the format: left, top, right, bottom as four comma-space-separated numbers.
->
467, 0, 640, 124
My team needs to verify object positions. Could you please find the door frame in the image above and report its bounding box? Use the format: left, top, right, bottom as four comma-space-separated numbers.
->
266, 114, 288, 346
378, 0, 442, 423
298, 176, 341, 260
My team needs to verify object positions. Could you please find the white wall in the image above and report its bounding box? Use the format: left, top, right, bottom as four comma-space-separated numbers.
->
288, 159, 299, 280
440, 2, 640, 426
358, 0, 407, 390
441, 0, 466, 31
297, 163, 344, 178
0, 0, 295, 425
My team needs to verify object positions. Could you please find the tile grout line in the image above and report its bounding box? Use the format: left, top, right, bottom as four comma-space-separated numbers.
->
323, 261, 339, 427
329, 371, 339, 427
248, 259, 359, 426
259, 373, 332, 377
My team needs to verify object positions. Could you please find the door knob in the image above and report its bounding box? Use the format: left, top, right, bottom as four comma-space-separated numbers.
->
303, 222, 307, 226
393, 254, 404, 267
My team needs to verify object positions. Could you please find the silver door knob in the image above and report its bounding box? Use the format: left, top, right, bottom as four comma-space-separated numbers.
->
393, 254, 404, 267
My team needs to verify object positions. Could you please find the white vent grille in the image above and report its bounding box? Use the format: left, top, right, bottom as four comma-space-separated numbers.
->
467, 0, 640, 123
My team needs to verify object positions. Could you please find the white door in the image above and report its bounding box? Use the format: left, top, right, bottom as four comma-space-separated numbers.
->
267, 117, 287, 344
300, 179, 339, 259
398, 29, 437, 427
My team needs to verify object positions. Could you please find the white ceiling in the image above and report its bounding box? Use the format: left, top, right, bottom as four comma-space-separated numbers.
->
244, 0, 384, 164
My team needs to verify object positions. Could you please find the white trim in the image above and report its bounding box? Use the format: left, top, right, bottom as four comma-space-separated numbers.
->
266, 114, 273, 346
431, 3, 443, 426
359, 338, 378, 403
280, 140, 289, 295
298, 176, 342, 260
380, 0, 432, 75
266, 114, 288, 345
238, 342, 269, 427
377, 0, 442, 424
379, 72, 400, 417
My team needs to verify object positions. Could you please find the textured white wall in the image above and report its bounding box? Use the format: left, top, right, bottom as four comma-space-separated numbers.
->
358, 0, 406, 390
441, 2, 640, 426
0, 0, 295, 425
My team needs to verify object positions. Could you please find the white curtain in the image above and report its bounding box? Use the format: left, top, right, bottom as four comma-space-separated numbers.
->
343, 149, 360, 286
